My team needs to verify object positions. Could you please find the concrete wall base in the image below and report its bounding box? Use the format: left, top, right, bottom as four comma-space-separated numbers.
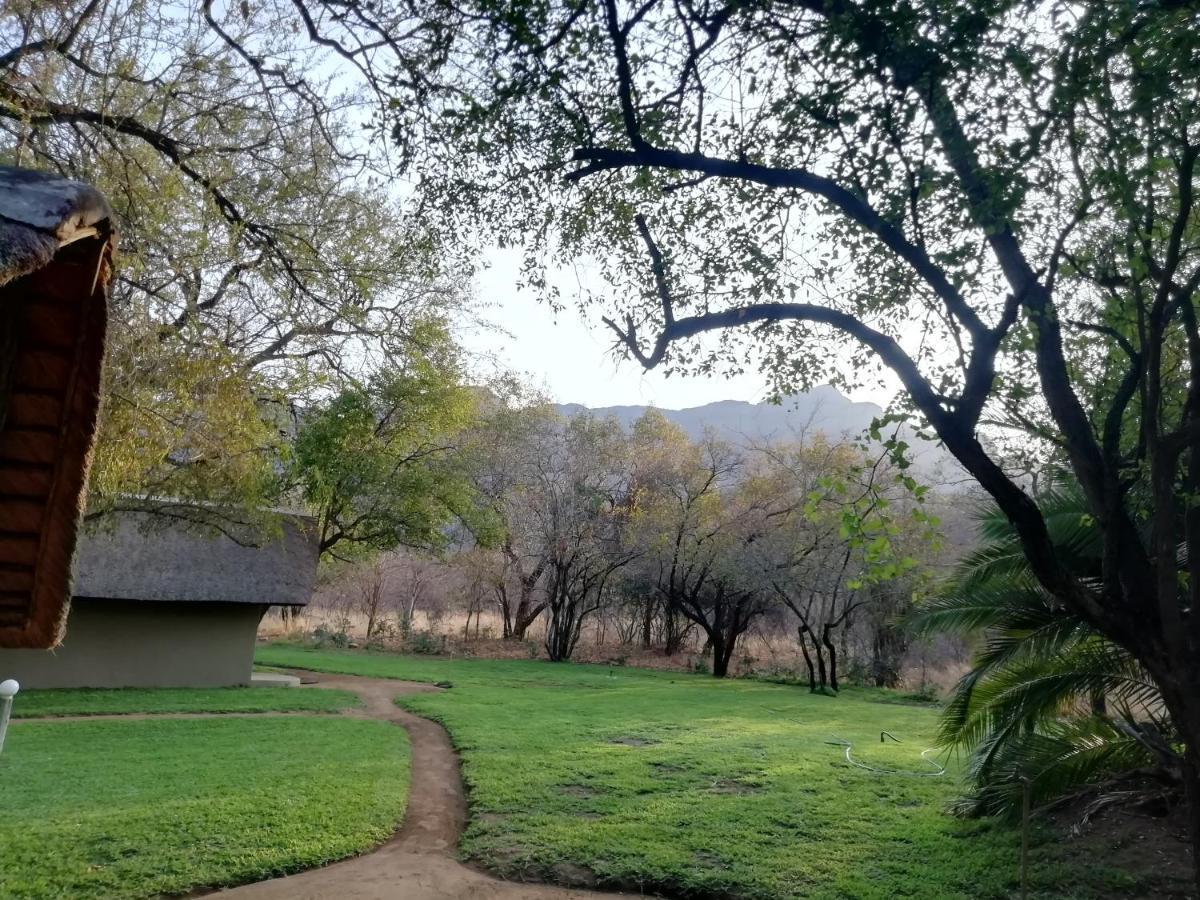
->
0, 599, 268, 689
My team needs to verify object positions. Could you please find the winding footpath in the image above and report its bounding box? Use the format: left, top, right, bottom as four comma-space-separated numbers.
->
208, 673, 637, 899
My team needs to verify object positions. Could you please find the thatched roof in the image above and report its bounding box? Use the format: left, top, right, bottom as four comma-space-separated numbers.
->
73, 509, 318, 608
0, 166, 113, 649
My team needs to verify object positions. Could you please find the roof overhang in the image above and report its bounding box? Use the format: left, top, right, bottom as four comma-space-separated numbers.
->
0, 167, 113, 649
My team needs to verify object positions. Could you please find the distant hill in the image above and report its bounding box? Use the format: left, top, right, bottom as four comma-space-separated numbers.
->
555, 386, 963, 484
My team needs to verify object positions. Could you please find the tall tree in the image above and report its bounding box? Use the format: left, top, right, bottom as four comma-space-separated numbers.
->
0, 0, 467, 516
536, 415, 637, 661
627, 412, 737, 654
359, 0, 1200, 877
457, 382, 561, 639
752, 439, 929, 691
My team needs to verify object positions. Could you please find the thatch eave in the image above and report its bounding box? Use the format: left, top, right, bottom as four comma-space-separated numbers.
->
0, 165, 113, 649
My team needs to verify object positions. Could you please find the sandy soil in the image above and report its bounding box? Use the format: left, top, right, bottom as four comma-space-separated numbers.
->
205, 674, 642, 899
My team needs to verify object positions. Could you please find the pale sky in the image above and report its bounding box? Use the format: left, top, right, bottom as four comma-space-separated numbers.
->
460, 247, 900, 410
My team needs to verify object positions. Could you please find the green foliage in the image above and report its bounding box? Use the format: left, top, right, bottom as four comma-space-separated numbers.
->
0, 716, 408, 899
407, 630, 444, 655
257, 645, 1172, 898
312, 624, 351, 648
0, 1, 470, 519
911, 487, 1172, 819
88, 318, 282, 520
291, 320, 478, 557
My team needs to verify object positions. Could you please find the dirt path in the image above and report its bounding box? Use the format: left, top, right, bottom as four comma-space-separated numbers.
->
205, 673, 641, 899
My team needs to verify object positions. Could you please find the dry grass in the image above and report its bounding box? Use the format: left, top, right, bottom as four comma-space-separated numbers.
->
260, 606, 969, 691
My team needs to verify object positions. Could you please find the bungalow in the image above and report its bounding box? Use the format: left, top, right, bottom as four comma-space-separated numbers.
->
0, 510, 317, 688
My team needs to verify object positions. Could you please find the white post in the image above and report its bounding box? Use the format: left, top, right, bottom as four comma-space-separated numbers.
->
0, 679, 19, 755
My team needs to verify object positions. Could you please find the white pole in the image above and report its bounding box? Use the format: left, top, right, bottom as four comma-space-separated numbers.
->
0, 679, 19, 755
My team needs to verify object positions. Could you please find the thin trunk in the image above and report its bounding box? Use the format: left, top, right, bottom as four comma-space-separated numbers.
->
497, 585, 513, 639
823, 623, 839, 693
798, 626, 817, 692
812, 632, 828, 691
664, 606, 687, 655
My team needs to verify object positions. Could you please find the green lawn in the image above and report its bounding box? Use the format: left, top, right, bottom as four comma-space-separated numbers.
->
0, 715, 407, 899
258, 644, 1150, 900
14, 685, 360, 717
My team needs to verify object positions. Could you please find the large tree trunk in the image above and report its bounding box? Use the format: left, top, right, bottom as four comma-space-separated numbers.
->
710, 631, 729, 678
510, 605, 534, 640
1184, 748, 1200, 899
509, 592, 545, 641
715, 631, 740, 679
1157, 682, 1200, 897
504, 553, 547, 641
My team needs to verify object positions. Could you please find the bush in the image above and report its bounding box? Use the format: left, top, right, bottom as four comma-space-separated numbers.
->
843, 659, 871, 687
312, 624, 349, 649
370, 619, 398, 640
397, 615, 414, 640
407, 630, 443, 655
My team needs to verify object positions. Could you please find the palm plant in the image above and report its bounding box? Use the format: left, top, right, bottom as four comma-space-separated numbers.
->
912, 484, 1180, 819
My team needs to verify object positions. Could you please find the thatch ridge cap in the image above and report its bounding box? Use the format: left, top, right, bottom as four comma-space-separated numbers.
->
0, 166, 113, 236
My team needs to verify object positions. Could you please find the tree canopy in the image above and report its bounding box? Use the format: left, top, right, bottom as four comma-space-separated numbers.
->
0, 0, 468, 518
358, 1, 1200, 875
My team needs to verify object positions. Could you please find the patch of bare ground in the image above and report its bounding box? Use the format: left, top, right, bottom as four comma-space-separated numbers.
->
1043, 788, 1195, 900
707, 778, 760, 796
609, 736, 660, 747
562, 784, 603, 799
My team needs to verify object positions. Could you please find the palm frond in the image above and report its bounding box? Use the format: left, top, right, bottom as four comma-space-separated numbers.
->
913, 480, 1173, 820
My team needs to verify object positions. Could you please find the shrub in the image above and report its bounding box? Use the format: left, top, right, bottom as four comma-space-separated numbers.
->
312, 624, 349, 649
407, 630, 442, 655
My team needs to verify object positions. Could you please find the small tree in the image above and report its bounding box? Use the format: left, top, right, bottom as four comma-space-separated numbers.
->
354, 560, 391, 640
532, 415, 638, 661
291, 323, 476, 559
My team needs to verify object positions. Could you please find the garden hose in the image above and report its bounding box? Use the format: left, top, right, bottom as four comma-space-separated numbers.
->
824, 735, 946, 777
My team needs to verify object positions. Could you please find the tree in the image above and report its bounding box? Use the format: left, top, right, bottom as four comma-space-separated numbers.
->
457, 382, 561, 639
537, 415, 638, 661
626, 412, 737, 655
741, 438, 929, 691
290, 321, 476, 558
628, 424, 777, 678
0, 0, 467, 517
354, 558, 392, 640
373, 1, 1200, 879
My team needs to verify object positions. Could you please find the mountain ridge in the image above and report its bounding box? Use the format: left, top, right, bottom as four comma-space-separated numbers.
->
554, 386, 959, 482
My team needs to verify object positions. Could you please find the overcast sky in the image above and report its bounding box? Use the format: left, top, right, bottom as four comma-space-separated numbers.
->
460, 247, 901, 410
